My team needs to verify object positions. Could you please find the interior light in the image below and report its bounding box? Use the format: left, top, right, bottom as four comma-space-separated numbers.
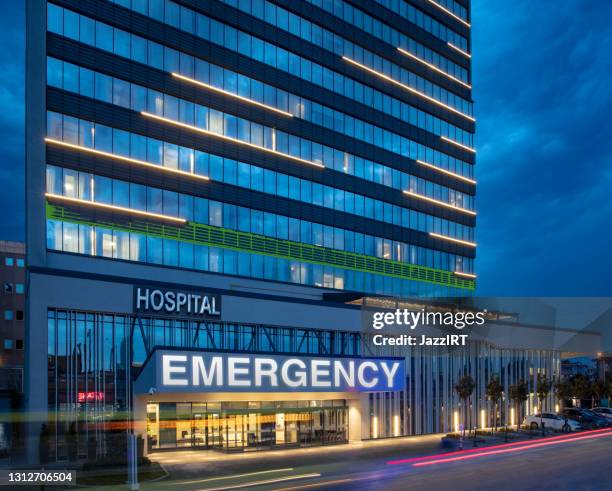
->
397, 48, 471, 89
428, 232, 477, 248
342, 56, 476, 122
171, 73, 293, 117
416, 160, 476, 184
44, 138, 210, 181
45, 193, 187, 224
403, 190, 477, 215
140, 112, 325, 169
426, 0, 471, 28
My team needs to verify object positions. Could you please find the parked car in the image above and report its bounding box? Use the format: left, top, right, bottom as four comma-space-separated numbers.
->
523, 413, 581, 432
591, 407, 612, 421
562, 408, 610, 429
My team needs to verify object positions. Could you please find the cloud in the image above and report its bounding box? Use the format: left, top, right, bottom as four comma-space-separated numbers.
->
473, 0, 612, 295
0, 2, 24, 241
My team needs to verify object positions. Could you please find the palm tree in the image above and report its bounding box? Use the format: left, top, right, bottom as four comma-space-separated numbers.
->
508, 380, 528, 429
454, 374, 476, 437
486, 376, 504, 432
536, 373, 552, 430
554, 378, 572, 411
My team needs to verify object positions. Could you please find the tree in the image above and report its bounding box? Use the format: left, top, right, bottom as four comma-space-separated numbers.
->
508, 380, 528, 429
486, 376, 504, 431
571, 374, 591, 407
591, 380, 606, 408
554, 379, 573, 410
536, 373, 552, 430
454, 374, 476, 437
606, 375, 612, 408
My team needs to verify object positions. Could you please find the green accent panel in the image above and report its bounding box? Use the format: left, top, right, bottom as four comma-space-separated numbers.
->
46, 201, 475, 291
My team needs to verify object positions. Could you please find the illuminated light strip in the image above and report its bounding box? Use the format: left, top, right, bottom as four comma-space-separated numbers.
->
198, 473, 322, 491
45, 193, 187, 224
274, 479, 354, 491
454, 271, 477, 279
441, 136, 476, 153
388, 427, 612, 465
141, 112, 325, 169
429, 232, 476, 248
342, 56, 476, 122
179, 468, 294, 485
426, 0, 471, 28
44, 138, 210, 182
412, 430, 612, 467
416, 160, 476, 184
397, 48, 471, 89
447, 42, 471, 59
403, 191, 477, 216
171, 73, 294, 117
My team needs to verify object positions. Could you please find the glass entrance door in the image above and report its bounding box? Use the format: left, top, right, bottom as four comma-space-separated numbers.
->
145, 401, 348, 451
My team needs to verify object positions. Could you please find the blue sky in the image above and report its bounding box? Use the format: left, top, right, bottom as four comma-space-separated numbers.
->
0, 1, 610, 295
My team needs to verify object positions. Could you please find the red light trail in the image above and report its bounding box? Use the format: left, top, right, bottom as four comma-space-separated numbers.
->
387, 428, 612, 467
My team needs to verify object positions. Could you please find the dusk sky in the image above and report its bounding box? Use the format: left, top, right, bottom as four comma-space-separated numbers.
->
0, 1, 610, 296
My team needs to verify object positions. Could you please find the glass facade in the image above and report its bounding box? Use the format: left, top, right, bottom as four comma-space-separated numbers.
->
46, 308, 361, 459
43, 0, 477, 295
146, 400, 348, 451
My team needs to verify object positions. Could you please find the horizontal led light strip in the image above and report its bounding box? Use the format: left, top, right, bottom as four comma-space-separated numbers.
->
429, 232, 477, 248
171, 73, 294, 117
403, 191, 477, 216
342, 57, 475, 122
397, 48, 471, 89
454, 271, 477, 279
426, 0, 471, 28
45, 193, 187, 224
140, 112, 325, 169
44, 138, 211, 181
440, 136, 476, 153
416, 160, 476, 185
447, 42, 471, 59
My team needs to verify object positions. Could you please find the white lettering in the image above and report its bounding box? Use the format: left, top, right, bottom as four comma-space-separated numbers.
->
136, 288, 149, 310
255, 358, 278, 387
357, 361, 379, 388
192, 356, 222, 386
176, 292, 187, 312
201, 296, 211, 315
162, 355, 188, 386
333, 360, 355, 388
150, 290, 164, 311
228, 357, 251, 386
380, 362, 400, 388
282, 359, 307, 387
164, 291, 176, 312
311, 360, 331, 387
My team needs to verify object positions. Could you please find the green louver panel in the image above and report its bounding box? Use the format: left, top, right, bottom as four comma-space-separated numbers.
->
46, 201, 475, 291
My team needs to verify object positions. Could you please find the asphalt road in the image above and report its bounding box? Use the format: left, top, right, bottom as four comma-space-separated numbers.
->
271, 432, 612, 491
118, 430, 612, 491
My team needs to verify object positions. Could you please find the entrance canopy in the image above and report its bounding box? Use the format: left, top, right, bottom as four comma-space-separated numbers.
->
134, 348, 405, 394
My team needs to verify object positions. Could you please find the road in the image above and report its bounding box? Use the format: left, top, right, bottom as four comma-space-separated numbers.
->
123, 430, 612, 491
313, 432, 612, 491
